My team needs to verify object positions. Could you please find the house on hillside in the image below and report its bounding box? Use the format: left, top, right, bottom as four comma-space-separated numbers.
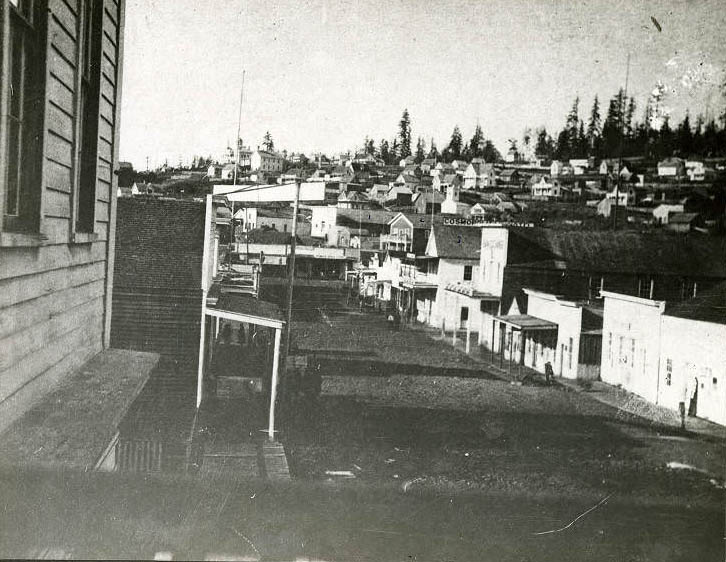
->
666, 212, 703, 233
685, 161, 706, 182
433, 173, 463, 194
531, 176, 562, 199
421, 158, 436, 173
412, 191, 445, 215
385, 184, 414, 206
657, 157, 686, 179
463, 162, 497, 190
251, 150, 284, 173
337, 191, 371, 210
368, 184, 390, 204
652, 204, 685, 225
499, 169, 520, 186
0, 0, 127, 433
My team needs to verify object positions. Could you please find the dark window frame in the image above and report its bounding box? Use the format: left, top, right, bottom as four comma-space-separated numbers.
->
76, 0, 104, 233
2, 0, 47, 233
463, 264, 473, 281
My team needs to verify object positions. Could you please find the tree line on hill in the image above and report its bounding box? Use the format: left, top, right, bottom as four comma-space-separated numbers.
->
525, 86, 726, 163
363, 109, 502, 166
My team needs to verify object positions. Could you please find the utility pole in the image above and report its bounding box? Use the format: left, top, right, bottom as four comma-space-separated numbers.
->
233, 70, 246, 187
613, 53, 630, 230
284, 179, 302, 357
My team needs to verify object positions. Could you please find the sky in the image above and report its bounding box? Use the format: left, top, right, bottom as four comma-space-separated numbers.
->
119, 0, 726, 169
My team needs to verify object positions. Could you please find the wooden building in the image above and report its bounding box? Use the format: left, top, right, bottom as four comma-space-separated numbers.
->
0, 0, 126, 429
110, 197, 208, 364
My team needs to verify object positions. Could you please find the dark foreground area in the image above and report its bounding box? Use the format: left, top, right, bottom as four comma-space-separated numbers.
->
0, 467, 722, 562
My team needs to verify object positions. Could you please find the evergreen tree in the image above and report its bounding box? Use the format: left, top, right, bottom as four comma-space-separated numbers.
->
262, 131, 274, 152
414, 137, 426, 163
391, 138, 400, 163
469, 124, 485, 159
398, 109, 412, 158
676, 112, 694, 156
445, 126, 463, 161
601, 89, 625, 156
482, 140, 501, 162
365, 138, 375, 155
565, 96, 580, 150
379, 139, 390, 163
428, 138, 439, 160
586, 96, 602, 155
535, 127, 554, 160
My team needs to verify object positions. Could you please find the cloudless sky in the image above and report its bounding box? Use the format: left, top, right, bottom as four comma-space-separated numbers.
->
119, 0, 726, 169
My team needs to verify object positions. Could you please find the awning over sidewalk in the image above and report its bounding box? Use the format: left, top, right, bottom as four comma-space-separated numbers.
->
206, 293, 285, 329
445, 283, 499, 300
495, 314, 558, 331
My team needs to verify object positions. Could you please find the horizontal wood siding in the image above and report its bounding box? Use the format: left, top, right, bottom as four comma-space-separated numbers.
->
0, 1, 124, 423
111, 290, 202, 360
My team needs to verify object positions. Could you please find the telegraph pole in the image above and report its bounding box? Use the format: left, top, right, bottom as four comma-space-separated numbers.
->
233, 70, 246, 187
284, 179, 302, 357
613, 53, 630, 230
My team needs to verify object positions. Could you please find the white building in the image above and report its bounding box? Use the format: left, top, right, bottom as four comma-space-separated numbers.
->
251, 150, 284, 173
600, 286, 726, 426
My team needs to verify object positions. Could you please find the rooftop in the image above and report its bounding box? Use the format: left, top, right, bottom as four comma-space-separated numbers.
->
665, 280, 726, 325
432, 225, 481, 259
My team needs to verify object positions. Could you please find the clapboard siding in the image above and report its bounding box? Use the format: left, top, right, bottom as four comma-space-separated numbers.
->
0, 260, 106, 309
49, 14, 77, 63
97, 179, 111, 203
0, 241, 106, 282
50, 0, 79, 38
0, 294, 104, 376
0, 278, 106, 341
0, 314, 103, 404
0, 0, 125, 425
44, 188, 72, 219
47, 102, 74, 144
46, 131, 74, 168
46, 159, 73, 194
48, 44, 76, 90
111, 290, 202, 359
95, 200, 109, 224
48, 73, 75, 115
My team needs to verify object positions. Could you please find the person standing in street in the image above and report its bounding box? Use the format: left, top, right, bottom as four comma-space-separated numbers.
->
544, 361, 554, 385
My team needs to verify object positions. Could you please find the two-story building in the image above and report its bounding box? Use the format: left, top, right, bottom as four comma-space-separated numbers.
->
251, 150, 284, 173
1, 0, 126, 432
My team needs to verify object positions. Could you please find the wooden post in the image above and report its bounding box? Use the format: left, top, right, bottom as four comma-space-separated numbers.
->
284, 180, 301, 357
465, 321, 471, 354
268, 327, 282, 441
508, 332, 513, 375
441, 318, 445, 339
196, 312, 207, 408
491, 319, 495, 363
499, 325, 504, 369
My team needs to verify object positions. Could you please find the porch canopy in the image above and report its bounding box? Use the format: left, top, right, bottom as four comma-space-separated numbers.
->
494, 314, 558, 331
197, 290, 286, 440
492, 314, 558, 373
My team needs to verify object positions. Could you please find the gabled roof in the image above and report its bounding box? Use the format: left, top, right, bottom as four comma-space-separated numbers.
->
668, 212, 699, 224
337, 208, 398, 225
665, 280, 726, 325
